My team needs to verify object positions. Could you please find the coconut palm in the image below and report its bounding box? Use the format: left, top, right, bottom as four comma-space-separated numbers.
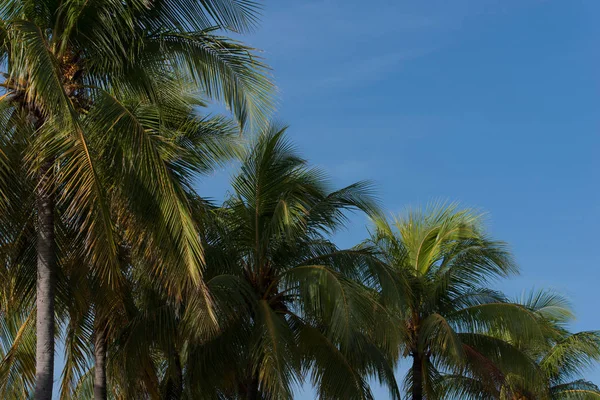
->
172, 124, 402, 400
365, 205, 552, 400
0, 1, 273, 397
440, 290, 600, 400
541, 331, 600, 399
0, 103, 244, 399
515, 291, 600, 400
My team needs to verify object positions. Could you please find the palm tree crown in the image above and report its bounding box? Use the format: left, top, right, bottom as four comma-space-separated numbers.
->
187, 124, 400, 399
366, 205, 540, 399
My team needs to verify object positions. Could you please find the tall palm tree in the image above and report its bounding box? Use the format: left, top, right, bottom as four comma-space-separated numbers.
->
0, 101, 247, 399
176, 124, 401, 399
0, 1, 273, 398
366, 205, 547, 400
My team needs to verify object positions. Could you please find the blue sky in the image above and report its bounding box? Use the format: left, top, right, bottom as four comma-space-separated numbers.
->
198, 0, 600, 398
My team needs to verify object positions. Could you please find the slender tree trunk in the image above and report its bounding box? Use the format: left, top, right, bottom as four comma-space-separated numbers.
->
34, 161, 56, 400
411, 352, 423, 400
93, 322, 108, 400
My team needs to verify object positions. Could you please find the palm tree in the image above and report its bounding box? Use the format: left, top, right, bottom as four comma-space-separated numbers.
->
516, 291, 600, 399
366, 205, 549, 400
540, 331, 600, 399
0, 104, 249, 399
440, 290, 600, 400
0, 92, 247, 399
0, 1, 273, 397
177, 124, 401, 399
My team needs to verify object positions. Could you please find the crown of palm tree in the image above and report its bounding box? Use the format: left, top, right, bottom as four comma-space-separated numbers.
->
172, 125, 401, 400
365, 205, 559, 400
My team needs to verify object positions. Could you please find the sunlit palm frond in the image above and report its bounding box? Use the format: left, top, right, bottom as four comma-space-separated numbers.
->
87, 89, 206, 289
143, 30, 274, 129
0, 308, 36, 397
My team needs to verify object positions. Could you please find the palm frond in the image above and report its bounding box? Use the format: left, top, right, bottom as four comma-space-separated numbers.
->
251, 300, 300, 399
541, 331, 600, 382
551, 380, 600, 399
300, 324, 374, 400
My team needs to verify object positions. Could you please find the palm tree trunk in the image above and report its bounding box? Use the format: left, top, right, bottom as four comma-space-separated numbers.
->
34, 161, 56, 400
411, 352, 423, 400
93, 323, 108, 400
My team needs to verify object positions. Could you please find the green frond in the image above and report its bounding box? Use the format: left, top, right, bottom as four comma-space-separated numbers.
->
252, 300, 300, 399
541, 331, 600, 381
141, 0, 262, 33
448, 302, 544, 342
6, 20, 72, 117
393, 203, 483, 275
306, 180, 381, 229
419, 313, 464, 364
70, 367, 94, 400
0, 147, 8, 213
438, 374, 493, 400
281, 264, 377, 346
88, 89, 206, 289
0, 308, 36, 397
300, 324, 374, 400
58, 296, 93, 399
41, 120, 121, 287
139, 29, 275, 130
518, 288, 575, 325
458, 332, 546, 395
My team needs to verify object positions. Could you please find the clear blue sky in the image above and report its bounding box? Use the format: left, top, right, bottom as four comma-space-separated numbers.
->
199, 0, 600, 398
